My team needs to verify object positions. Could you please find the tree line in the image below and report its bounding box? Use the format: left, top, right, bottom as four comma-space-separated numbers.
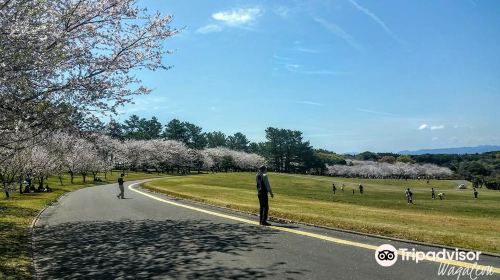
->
0, 132, 266, 198
346, 151, 499, 189
326, 160, 453, 179
102, 115, 347, 174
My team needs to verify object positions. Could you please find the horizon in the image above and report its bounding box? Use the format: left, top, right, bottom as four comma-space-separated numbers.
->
115, 0, 500, 153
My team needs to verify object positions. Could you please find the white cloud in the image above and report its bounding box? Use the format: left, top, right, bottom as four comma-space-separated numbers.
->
314, 17, 362, 51
212, 8, 262, 26
418, 124, 429, 130
196, 24, 223, 34
285, 63, 300, 70
430, 125, 445, 130
418, 124, 445, 130
295, 47, 321, 53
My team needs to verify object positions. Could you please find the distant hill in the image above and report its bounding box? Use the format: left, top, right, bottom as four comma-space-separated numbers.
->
399, 145, 500, 155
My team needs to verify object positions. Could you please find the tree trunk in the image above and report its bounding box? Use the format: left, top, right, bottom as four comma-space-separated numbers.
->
3, 183, 9, 198
38, 177, 44, 189
70, 172, 74, 184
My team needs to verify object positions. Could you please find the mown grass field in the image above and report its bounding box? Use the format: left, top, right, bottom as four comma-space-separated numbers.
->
143, 172, 500, 254
0, 171, 165, 280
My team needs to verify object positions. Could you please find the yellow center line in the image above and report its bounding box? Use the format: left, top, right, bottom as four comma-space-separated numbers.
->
129, 182, 500, 274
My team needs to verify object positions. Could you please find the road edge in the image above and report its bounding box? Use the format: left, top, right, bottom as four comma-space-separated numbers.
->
29, 177, 169, 279
29, 192, 69, 280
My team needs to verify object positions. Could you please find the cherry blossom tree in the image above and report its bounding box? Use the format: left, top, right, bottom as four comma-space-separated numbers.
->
27, 145, 61, 189
0, 0, 178, 149
326, 160, 452, 179
0, 147, 30, 198
204, 147, 265, 172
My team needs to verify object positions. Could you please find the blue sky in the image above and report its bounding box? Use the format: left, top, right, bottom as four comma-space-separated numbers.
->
121, 0, 500, 153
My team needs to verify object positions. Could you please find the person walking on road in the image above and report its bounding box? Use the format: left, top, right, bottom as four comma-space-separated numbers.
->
117, 173, 125, 199
256, 166, 274, 226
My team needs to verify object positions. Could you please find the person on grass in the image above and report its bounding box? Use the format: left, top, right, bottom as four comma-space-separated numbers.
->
431, 187, 436, 199
438, 192, 445, 200
117, 173, 125, 199
405, 188, 413, 204
256, 165, 274, 226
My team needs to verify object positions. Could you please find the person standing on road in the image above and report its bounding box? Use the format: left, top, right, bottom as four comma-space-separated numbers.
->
256, 166, 274, 226
117, 173, 125, 199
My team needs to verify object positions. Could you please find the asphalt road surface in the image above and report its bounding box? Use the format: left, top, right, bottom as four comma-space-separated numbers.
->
33, 179, 500, 280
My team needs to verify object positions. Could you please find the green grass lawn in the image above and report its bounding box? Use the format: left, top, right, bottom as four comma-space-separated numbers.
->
0, 171, 165, 280
143, 172, 500, 254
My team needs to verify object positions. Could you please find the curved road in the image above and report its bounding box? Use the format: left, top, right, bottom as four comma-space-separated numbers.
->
33, 179, 499, 280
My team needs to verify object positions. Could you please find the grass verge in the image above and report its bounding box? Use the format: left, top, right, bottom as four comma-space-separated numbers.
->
142, 172, 500, 253
0, 171, 164, 280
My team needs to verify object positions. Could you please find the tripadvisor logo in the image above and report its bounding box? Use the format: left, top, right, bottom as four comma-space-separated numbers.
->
375, 244, 398, 267
374, 244, 495, 279
375, 244, 484, 267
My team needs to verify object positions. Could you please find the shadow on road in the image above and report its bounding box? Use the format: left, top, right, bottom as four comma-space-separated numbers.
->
34, 219, 308, 279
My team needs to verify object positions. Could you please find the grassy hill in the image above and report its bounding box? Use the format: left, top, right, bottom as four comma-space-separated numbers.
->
143, 172, 500, 253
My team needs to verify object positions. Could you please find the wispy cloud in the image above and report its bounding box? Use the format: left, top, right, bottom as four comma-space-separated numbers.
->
313, 17, 362, 51
284, 63, 348, 75
418, 124, 429, 130
295, 100, 324, 106
418, 124, 445, 130
196, 24, 223, 34
274, 6, 290, 18
300, 69, 349, 75
430, 125, 445, 130
357, 108, 399, 117
348, 0, 403, 44
295, 47, 321, 54
285, 63, 300, 70
272, 54, 293, 61
212, 7, 262, 26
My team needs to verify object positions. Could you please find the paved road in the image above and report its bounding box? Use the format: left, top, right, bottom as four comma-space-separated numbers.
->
33, 179, 499, 280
